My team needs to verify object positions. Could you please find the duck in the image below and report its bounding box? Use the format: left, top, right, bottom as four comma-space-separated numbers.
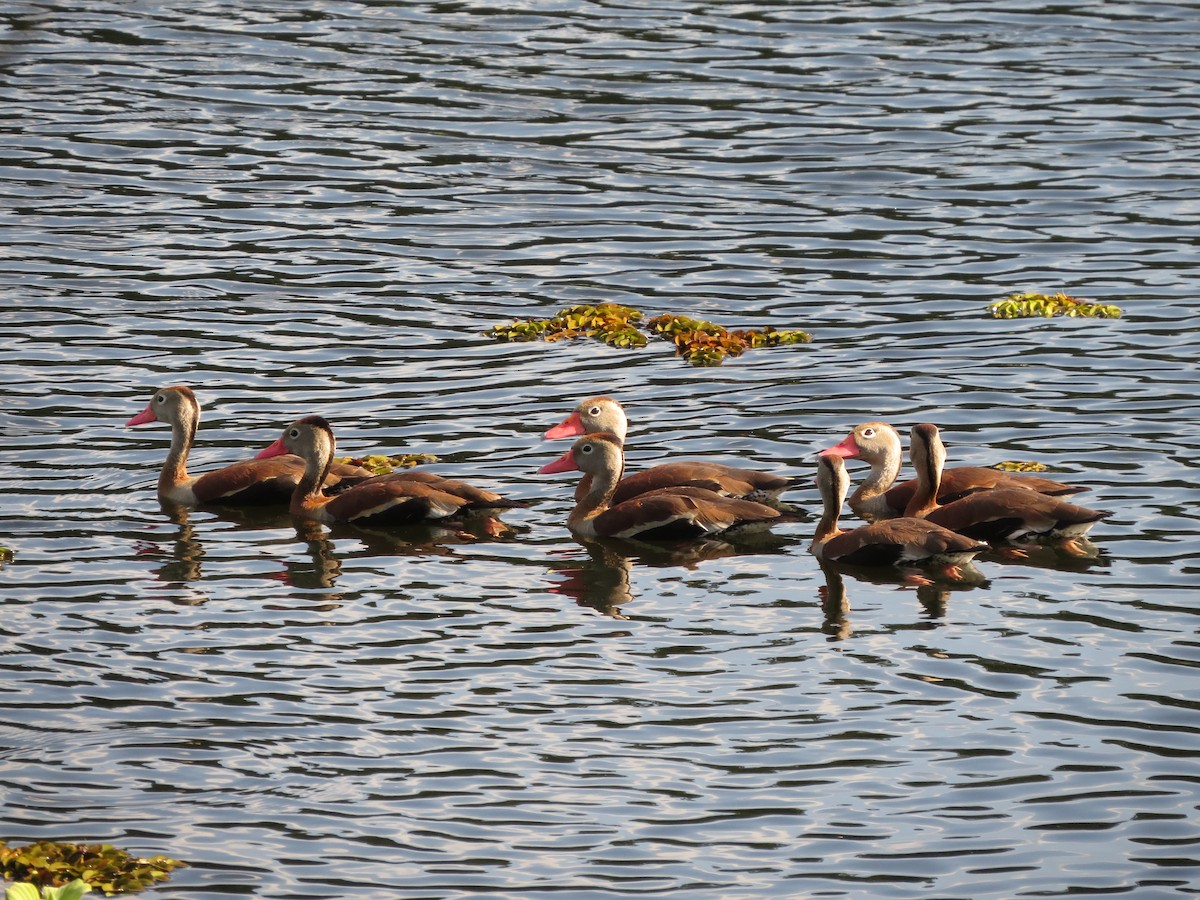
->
545, 395, 797, 505
538, 432, 790, 541
257, 415, 522, 527
821, 421, 1089, 522
903, 423, 1110, 552
811, 453, 989, 583
126, 385, 372, 506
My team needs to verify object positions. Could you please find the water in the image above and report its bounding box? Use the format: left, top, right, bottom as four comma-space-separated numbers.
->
2, 1, 1199, 897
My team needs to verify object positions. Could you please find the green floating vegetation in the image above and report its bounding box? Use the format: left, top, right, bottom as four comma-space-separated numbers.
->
336, 453, 439, 475
485, 304, 811, 366
7, 879, 90, 900
0, 842, 185, 896
992, 460, 1052, 473
485, 303, 647, 349
646, 313, 812, 366
989, 291, 1122, 320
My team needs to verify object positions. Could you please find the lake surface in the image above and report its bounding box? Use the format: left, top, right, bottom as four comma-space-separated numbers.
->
2, 1, 1199, 897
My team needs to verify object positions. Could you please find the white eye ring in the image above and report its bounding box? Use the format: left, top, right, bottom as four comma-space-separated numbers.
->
580, 443, 594, 454
861, 427, 875, 438
588, 406, 602, 416
155, 394, 167, 404
289, 428, 301, 439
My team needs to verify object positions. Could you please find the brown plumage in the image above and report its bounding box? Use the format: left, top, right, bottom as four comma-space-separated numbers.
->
125, 385, 371, 506
538, 432, 790, 541
545, 396, 797, 505
904, 423, 1111, 547
811, 453, 989, 579
821, 421, 1088, 522
359, 469, 527, 516
257, 416, 522, 527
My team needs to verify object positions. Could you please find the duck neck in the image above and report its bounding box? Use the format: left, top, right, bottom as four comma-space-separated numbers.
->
568, 453, 623, 531
849, 441, 902, 513
811, 460, 848, 555
811, 498, 843, 554
292, 436, 335, 516
159, 403, 198, 496
904, 427, 945, 517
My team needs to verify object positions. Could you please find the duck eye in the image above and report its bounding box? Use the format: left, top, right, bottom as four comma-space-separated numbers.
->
288, 428, 300, 439
588, 406, 602, 416
861, 427, 875, 438
580, 443, 594, 454
155, 394, 166, 404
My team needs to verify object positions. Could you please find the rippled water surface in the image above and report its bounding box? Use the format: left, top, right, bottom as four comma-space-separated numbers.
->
3, 1, 1199, 897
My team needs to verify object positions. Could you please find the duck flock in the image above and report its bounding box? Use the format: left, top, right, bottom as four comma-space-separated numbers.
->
127, 387, 1111, 584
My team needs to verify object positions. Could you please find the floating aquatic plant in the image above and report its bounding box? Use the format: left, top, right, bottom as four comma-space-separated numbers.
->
991, 460, 1052, 473
486, 303, 646, 347
646, 314, 812, 366
6, 879, 90, 900
336, 453, 439, 475
485, 304, 811, 366
0, 841, 184, 896
989, 291, 1122, 319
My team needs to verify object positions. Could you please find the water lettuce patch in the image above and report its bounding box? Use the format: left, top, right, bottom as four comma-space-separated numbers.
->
0, 842, 184, 896
486, 304, 812, 366
989, 291, 1122, 319
7, 879, 90, 900
336, 453, 439, 474
992, 460, 1052, 473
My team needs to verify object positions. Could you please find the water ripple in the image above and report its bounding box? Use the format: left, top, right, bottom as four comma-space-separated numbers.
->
3, 1, 1200, 898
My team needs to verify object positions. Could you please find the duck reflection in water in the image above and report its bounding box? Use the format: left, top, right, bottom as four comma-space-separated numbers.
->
550, 539, 635, 620
136, 502, 516, 603
134, 501, 297, 603
133, 503, 207, 597
817, 558, 989, 641
278, 514, 528, 591
278, 519, 345, 594
978, 536, 1109, 573
549, 534, 797, 620
137, 502, 343, 603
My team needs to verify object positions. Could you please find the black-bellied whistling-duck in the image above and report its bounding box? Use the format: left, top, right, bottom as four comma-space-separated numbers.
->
126, 385, 372, 506
821, 421, 1088, 522
811, 453, 989, 583
904, 423, 1110, 552
538, 432, 789, 541
257, 415, 521, 527
545, 395, 797, 505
